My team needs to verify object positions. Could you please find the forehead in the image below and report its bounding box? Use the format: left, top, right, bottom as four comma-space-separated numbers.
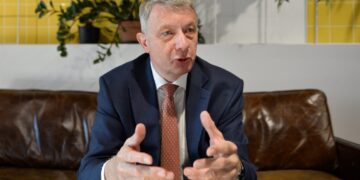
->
147, 4, 197, 28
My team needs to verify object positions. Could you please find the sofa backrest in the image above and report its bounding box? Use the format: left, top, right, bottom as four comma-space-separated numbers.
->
0, 89, 338, 172
243, 89, 337, 172
0, 90, 97, 169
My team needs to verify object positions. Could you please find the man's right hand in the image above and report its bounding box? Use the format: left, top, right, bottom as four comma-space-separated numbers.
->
104, 123, 174, 180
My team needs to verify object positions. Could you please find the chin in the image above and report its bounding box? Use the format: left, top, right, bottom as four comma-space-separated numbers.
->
178, 67, 192, 75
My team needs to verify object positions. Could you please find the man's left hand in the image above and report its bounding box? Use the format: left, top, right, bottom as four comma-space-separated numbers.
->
184, 111, 242, 180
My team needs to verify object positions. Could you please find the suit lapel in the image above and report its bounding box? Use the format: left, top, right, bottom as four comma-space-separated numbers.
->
186, 59, 210, 161
129, 56, 161, 165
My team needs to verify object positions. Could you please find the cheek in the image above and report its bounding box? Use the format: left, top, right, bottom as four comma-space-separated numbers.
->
189, 45, 197, 57
153, 40, 172, 52
163, 46, 177, 58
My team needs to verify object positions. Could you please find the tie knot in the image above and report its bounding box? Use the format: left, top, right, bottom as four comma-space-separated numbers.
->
161, 83, 178, 97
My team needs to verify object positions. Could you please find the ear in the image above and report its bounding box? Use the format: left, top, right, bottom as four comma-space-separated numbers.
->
136, 32, 150, 53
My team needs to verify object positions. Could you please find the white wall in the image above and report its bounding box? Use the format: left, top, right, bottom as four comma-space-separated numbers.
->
196, 0, 306, 44
1, 44, 359, 145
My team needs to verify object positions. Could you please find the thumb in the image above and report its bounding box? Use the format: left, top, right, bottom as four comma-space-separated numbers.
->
200, 111, 224, 144
124, 123, 146, 148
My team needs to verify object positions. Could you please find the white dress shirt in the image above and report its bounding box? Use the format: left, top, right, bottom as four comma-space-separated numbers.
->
151, 62, 189, 175
101, 62, 189, 179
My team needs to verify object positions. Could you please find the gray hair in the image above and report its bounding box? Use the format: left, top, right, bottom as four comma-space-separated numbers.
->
139, 0, 197, 33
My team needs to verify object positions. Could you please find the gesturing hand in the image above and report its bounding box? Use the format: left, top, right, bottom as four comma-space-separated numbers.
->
184, 111, 243, 180
105, 123, 174, 180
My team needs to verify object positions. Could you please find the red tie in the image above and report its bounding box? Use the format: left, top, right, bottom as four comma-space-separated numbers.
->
160, 83, 181, 179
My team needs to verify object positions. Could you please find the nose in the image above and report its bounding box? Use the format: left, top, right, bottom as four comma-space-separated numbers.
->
175, 31, 190, 52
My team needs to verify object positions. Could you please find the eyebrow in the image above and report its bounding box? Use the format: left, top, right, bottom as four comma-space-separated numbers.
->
158, 22, 196, 31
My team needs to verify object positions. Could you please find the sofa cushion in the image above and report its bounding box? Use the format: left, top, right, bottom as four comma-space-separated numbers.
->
0, 90, 97, 170
257, 170, 340, 180
0, 167, 76, 180
243, 90, 337, 172
0, 89, 342, 178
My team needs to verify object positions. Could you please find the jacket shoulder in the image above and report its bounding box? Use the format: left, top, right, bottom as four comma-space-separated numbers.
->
101, 53, 149, 84
195, 57, 243, 85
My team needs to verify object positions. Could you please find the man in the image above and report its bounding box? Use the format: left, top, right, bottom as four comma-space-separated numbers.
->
78, 0, 257, 179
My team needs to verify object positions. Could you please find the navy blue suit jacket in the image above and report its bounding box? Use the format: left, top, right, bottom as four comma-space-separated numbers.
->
78, 53, 257, 179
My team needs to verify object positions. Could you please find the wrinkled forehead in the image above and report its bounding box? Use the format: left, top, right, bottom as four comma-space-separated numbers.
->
148, 3, 197, 21
148, 4, 197, 29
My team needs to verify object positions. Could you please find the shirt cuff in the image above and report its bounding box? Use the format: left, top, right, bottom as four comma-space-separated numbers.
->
101, 160, 109, 180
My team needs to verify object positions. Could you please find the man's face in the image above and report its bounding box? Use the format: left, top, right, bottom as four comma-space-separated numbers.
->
137, 4, 198, 82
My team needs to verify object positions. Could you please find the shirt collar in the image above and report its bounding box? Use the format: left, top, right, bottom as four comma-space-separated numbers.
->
150, 61, 187, 90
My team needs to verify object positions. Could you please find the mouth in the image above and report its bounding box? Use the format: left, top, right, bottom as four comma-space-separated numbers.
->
176, 57, 191, 62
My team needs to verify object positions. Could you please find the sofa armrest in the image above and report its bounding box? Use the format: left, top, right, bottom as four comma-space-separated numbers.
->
335, 137, 360, 180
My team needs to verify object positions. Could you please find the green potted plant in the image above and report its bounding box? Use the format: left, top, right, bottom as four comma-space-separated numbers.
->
35, 0, 144, 63
36, 0, 205, 63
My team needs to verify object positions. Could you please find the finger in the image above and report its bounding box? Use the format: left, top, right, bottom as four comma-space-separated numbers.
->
118, 147, 153, 165
124, 123, 146, 147
119, 163, 174, 179
193, 158, 215, 169
206, 140, 238, 157
185, 166, 237, 179
220, 168, 240, 179
184, 167, 211, 179
118, 123, 152, 164
200, 111, 224, 143
193, 154, 239, 171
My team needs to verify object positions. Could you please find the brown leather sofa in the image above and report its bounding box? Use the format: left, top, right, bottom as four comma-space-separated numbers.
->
0, 89, 359, 179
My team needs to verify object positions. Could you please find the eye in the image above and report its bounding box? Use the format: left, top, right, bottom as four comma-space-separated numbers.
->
185, 27, 196, 33
184, 27, 196, 38
161, 31, 174, 37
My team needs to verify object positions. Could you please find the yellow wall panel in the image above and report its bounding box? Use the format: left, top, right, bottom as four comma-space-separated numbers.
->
307, 3, 315, 26
20, 3, 37, 16
4, 17, 17, 27
19, 27, 27, 44
36, 27, 50, 35
331, 27, 353, 42
0, 28, 3, 43
318, 4, 331, 26
27, 27, 37, 44
19, 0, 36, 3
37, 36, 49, 44
4, 4, 18, 16
37, 15, 58, 22
0, 0, 74, 44
355, 4, 360, 25
318, 27, 331, 43
0, 5, 4, 15
48, 27, 59, 43
0, 17, 3, 28
49, 15, 59, 22
3, 28, 17, 43
355, 27, 360, 41
19, 17, 37, 27
331, 3, 354, 26
19, 24, 37, 44
356, 15, 360, 26
308, 0, 360, 43
37, 18, 51, 26
307, 27, 315, 43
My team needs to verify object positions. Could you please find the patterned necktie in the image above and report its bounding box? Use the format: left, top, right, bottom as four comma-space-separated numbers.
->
160, 83, 181, 179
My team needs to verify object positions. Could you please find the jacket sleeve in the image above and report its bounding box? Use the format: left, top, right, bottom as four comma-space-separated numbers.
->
215, 79, 258, 180
77, 77, 126, 180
